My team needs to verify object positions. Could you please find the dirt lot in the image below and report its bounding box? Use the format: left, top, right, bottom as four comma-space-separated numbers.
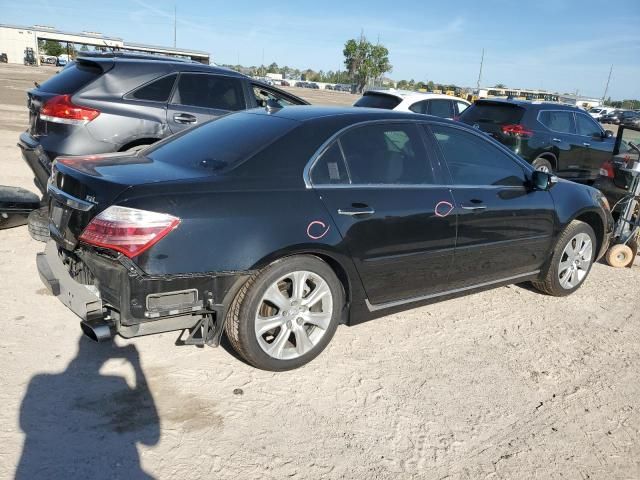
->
0, 63, 639, 480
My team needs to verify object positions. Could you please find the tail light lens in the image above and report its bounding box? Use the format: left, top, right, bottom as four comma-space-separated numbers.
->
79, 206, 180, 258
599, 160, 615, 178
501, 124, 533, 138
40, 94, 100, 125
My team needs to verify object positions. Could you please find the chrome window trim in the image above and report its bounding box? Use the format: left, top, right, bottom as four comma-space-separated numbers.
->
365, 270, 540, 312
303, 118, 533, 189
536, 109, 578, 135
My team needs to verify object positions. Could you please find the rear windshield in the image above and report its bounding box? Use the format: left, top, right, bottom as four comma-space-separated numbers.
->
38, 61, 103, 94
354, 92, 402, 110
146, 112, 299, 171
459, 102, 525, 125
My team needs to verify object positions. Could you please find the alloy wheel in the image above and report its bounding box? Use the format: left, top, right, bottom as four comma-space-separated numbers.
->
255, 270, 333, 360
558, 232, 593, 289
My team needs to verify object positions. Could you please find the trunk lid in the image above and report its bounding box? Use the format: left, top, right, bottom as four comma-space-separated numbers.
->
49, 151, 213, 250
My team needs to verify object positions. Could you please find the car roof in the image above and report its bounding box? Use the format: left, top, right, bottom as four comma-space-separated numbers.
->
242, 105, 462, 125
77, 53, 246, 78
365, 89, 467, 103
474, 98, 582, 111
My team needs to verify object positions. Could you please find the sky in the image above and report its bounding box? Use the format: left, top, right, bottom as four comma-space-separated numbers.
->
1, 0, 639, 99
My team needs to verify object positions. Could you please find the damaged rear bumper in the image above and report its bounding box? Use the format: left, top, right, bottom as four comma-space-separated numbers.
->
37, 240, 250, 342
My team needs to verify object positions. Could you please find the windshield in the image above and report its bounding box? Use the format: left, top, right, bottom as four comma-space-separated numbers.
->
146, 112, 299, 172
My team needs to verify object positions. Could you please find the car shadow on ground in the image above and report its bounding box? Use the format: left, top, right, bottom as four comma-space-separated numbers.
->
16, 337, 159, 480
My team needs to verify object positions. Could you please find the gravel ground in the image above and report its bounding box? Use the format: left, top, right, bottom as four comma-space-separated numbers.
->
0, 64, 639, 480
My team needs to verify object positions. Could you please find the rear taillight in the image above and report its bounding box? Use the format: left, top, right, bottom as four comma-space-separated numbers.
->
79, 206, 180, 258
501, 124, 533, 138
599, 160, 615, 178
40, 94, 100, 125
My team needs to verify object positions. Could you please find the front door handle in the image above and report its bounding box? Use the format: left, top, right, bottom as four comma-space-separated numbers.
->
461, 204, 487, 211
552, 138, 562, 143
338, 208, 375, 216
583, 142, 591, 147
173, 113, 197, 124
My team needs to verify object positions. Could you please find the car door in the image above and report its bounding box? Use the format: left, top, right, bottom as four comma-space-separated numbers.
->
310, 121, 457, 307
537, 110, 585, 179
428, 123, 556, 289
167, 72, 247, 133
575, 112, 614, 178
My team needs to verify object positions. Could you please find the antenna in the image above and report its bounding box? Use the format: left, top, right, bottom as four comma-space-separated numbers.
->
602, 64, 613, 104
476, 48, 484, 92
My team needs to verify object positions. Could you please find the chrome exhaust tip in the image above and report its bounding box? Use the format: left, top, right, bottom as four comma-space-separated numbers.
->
80, 318, 115, 342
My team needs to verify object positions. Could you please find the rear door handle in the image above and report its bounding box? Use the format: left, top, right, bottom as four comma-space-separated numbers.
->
583, 142, 591, 147
552, 138, 562, 143
461, 204, 487, 211
338, 208, 375, 216
173, 113, 197, 124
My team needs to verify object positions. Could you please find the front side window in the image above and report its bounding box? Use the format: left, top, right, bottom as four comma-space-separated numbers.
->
172, 73, 246, 111
455, 101, 469, 115
252, 84, 298, 108
337, 123, 433, 185
128, 74, 177, 102
431, 125, 525, 187
576, 114, 603, 137
428, 99, 453, 118
538, 110, 576, 134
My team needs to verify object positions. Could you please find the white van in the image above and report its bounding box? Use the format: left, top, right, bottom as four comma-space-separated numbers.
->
588, 107, 616, 120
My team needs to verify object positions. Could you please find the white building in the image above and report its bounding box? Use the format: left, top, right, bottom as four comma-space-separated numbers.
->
0, 24, 210, 64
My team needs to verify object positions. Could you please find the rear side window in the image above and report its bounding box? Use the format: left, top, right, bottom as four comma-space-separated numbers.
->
311, 143, 350, 185
538, 111, 576, 134
429, 99, 454, 118
432, 125, 525, 187
128, 74, 176, 102
353, 93, 402, 110
409, 100, 428, 114
146, 113, 297, 171
37, 61, 102, 94
459, 102, 525, 125
336, 123, 433, 185
172, 73, 246, 111
455, 101, 469, 115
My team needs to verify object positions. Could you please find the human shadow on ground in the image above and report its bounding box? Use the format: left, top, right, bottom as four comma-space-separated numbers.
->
16, 337, 160, 480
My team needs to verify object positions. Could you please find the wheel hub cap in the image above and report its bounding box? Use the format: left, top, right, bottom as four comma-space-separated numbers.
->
558, 232, 593, 289
255, 270, 333, 360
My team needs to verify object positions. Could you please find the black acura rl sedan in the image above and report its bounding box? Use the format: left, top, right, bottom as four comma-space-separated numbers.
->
37, 106, 613, 370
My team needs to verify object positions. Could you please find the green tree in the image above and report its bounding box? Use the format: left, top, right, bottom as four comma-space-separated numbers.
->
40, 40, 64, 57
267, 62, 279, 73
494, 83, 506, 88
343, 34, 392, 93
427, 80, 435, 91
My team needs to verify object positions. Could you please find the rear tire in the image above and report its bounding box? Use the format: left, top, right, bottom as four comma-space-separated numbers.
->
225, 255, 344, 371
27, 206, 49, 242
532, 157, 553, 173
532, 220, 596, 296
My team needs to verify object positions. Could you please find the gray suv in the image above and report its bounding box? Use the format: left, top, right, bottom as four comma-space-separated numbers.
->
18, 53, 308, 195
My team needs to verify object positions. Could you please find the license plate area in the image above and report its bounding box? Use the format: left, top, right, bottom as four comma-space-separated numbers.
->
49, 199, 77, 250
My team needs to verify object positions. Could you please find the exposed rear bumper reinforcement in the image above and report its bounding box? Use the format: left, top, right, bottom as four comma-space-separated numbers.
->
37, 240, 202, 339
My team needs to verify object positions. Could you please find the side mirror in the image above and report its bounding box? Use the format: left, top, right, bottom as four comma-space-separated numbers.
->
531, 171, 557, 191
604, 130, 614, 139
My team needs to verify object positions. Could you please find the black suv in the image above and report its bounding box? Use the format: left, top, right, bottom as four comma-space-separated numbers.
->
18, 53, 308, 195
458, 99, 615, 181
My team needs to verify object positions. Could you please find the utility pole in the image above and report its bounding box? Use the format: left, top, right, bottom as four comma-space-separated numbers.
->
173, 5, 177, 47
476, 48, 484, 93
602, 64, 613, 104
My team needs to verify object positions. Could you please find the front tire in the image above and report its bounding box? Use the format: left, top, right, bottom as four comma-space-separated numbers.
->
225, 255, 344, 371
532, 220, 596, 296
